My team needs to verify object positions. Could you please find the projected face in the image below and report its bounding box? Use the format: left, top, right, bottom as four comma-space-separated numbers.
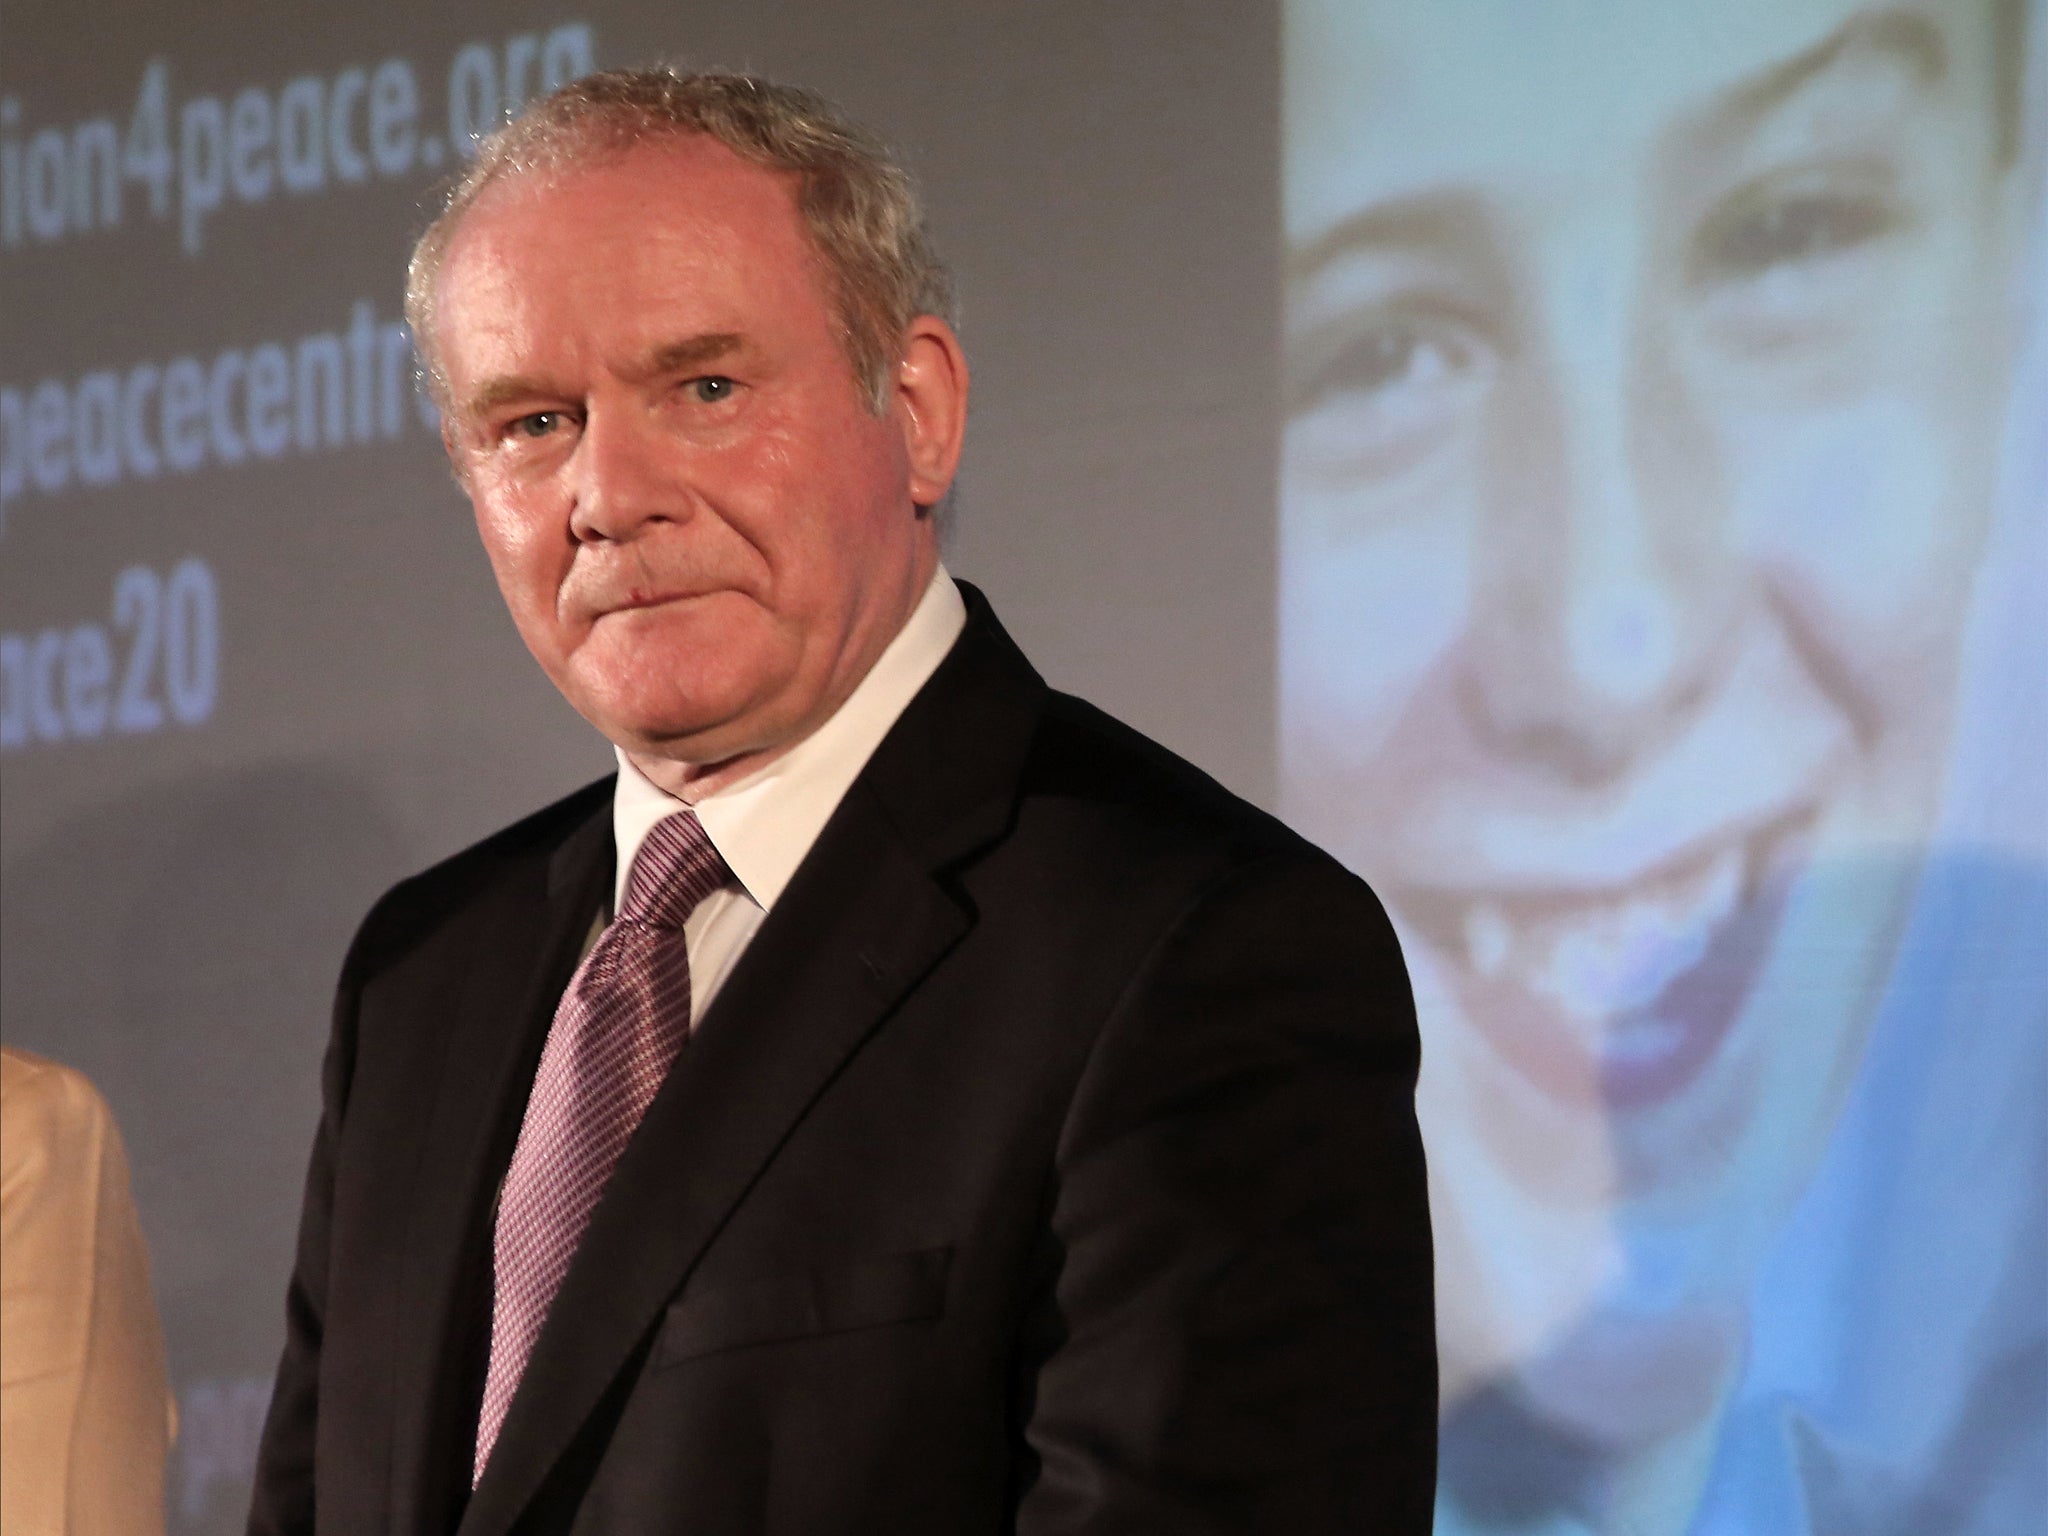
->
433, 137, 959, 786
1281, 0, 2018, 1492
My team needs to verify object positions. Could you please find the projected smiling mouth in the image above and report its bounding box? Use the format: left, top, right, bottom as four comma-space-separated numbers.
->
1400, 808, 1811, 1110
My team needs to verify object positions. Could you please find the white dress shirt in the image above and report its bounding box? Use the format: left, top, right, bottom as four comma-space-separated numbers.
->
607, 566, 967, 1024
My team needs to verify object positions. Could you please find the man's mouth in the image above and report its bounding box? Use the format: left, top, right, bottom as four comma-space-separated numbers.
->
591, 586, 714, 619
1400, 810, 1810, 1108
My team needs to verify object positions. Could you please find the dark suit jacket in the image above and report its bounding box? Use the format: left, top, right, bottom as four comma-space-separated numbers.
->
249, 587, 1435, 1535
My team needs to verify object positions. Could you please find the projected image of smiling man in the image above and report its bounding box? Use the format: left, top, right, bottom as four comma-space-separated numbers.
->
1280, 0, 2030, 1528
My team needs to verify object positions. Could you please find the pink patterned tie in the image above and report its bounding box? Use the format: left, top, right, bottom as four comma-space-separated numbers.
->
474, 810, 730, 1481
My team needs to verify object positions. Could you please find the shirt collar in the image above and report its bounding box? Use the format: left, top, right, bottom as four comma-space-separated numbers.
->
611, 565, 968, 914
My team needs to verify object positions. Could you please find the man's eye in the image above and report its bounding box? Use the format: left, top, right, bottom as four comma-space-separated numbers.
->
508, 411, 564, 440
688, 376, 737, 404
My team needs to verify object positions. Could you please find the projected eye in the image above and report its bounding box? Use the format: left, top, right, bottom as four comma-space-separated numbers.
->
1699, 193, 1894, 276
1689, 166, 1909, 348
1287, 314, 1495, 484
687, 375, 737, 404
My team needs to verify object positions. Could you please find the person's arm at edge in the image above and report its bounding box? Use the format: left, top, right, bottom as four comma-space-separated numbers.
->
0, 1053, 174, 1536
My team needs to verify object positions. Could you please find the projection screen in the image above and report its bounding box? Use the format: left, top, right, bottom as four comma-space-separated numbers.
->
1282, 1, 2046, 1532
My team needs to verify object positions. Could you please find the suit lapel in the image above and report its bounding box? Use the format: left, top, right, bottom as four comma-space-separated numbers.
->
385, 791, 615, 1536
458, 588, 1048, 1536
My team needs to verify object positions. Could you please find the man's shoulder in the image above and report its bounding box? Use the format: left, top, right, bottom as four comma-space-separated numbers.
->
878, 587, 1350, 903
1015, 687, 1344, 891
990, 688, 1411, 1061
347, 773, 614, 971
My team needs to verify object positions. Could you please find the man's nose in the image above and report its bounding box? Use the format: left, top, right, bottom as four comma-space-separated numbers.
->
566, 402, 686, 544
1461, 251, 1739, 785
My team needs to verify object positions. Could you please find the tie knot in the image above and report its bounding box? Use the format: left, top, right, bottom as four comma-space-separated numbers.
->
619, 811, 730, 930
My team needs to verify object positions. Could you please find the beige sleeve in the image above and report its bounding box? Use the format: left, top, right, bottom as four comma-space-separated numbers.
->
1, 1049, 172, 1536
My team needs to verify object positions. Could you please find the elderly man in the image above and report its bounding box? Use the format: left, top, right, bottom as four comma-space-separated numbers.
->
250, 69, 1434, 1535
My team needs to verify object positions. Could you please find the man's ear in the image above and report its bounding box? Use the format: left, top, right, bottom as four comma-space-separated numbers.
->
893, 315, 969, 511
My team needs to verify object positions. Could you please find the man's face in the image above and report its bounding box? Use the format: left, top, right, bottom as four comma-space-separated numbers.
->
434, 136, 945, 773
1282, 0, 2016, 1447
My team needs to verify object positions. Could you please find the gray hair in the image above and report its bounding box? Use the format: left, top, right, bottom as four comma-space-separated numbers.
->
406, 67, 956, 416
